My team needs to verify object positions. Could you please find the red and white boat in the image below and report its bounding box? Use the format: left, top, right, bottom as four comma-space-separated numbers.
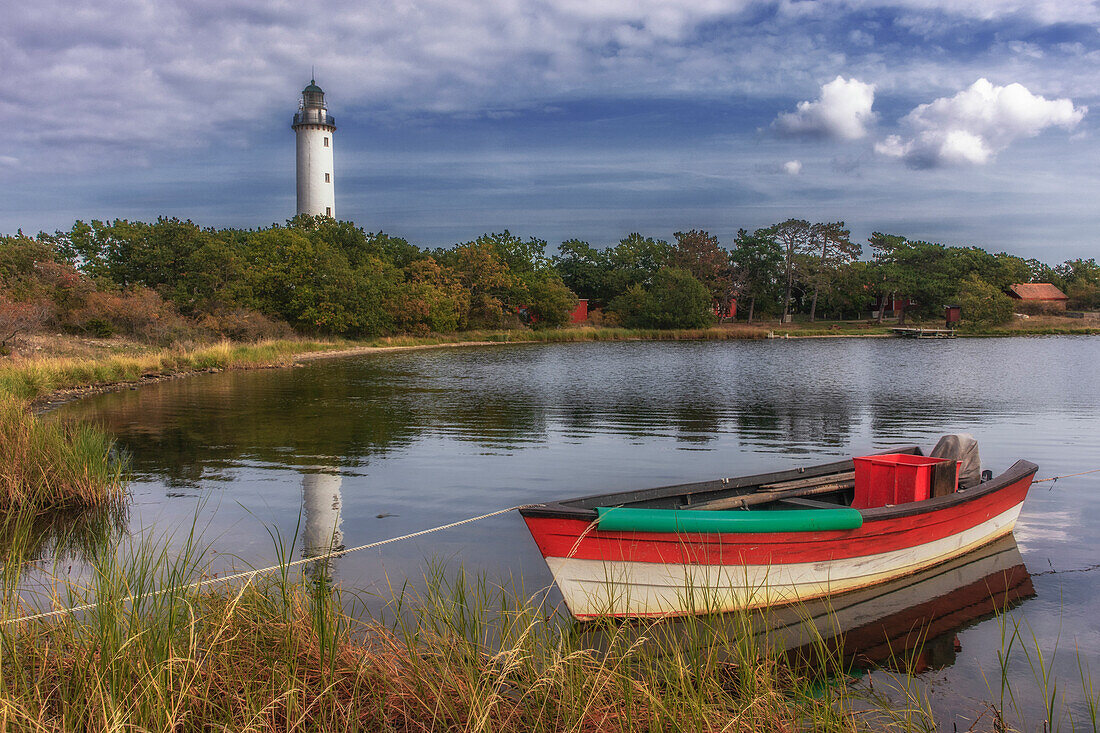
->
520, 437, 1036, 619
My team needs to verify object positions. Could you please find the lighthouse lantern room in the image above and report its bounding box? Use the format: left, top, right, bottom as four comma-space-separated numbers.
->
292, 79, 336, 218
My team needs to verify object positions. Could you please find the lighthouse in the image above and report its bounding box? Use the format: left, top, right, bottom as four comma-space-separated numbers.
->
292, 79, 336, 218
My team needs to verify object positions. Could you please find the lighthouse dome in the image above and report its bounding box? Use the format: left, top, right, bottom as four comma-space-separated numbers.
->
301, 79, 326, 110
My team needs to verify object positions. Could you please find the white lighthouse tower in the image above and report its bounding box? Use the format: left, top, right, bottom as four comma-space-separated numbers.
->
292, 79, 336, 218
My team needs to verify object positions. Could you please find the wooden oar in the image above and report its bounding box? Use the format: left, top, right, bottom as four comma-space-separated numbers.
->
759, 470, 854, 492
685, 472, 855, 511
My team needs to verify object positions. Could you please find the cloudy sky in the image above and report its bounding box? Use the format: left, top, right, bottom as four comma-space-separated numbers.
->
2, 0, 1098, 260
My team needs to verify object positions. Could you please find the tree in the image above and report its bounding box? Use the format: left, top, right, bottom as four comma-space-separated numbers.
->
241, 228, 394, 335
552, 239, 610, 304
730, 228, 783, 322
0, 298, 52, 352
1058, 259, 1100, 309
391, 258, 470, 333
605, 233, 674, 296
610, 268, 712, 329
766, 219, 813, 321
524, 276, 579, 329
806, 222, 860, 321
1025, 258, 1065, 290
672, 230, 733, 315
957, 273, 1014, 328
866, 234, 919, 323
817, 260, 872, 321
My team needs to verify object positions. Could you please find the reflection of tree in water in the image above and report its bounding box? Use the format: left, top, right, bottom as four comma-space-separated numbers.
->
54, 345, 869, 488
434, 394, 548, 449
57, 366, 429, 487
733, 398, 857, 452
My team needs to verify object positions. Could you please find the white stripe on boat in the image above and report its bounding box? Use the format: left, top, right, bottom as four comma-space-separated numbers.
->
546, 503, 1023, 618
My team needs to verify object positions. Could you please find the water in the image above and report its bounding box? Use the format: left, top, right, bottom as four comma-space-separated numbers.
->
49, 337, 1100, 727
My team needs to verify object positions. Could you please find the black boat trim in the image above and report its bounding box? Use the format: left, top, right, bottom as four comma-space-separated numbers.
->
519, 446, 1037, 525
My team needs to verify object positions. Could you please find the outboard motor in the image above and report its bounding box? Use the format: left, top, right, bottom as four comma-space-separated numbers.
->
930, 434, 982, 489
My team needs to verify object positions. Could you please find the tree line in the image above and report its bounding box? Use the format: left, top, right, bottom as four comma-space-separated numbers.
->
1, 215, 1098, 347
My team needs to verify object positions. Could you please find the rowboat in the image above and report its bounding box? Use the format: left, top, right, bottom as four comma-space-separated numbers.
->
520, 436, 1036, 619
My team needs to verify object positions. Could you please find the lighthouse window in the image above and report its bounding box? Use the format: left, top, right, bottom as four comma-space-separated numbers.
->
323, 137, 329, 147
325, 173, 330, 182
326, 207, 332, 216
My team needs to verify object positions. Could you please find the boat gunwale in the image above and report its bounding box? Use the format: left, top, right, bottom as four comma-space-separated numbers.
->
520, 445, 1037, 525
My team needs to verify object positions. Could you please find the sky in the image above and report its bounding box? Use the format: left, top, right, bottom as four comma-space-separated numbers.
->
2, 0, 1099, 261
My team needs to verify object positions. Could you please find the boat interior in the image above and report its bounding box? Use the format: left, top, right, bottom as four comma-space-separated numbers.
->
526, 435, 1033, 519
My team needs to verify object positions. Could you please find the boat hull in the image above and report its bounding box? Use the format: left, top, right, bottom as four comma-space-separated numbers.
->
523, 466, 1033, 619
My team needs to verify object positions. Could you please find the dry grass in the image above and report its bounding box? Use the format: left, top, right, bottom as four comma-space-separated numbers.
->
0, 338, 343, 402
977, 314, 1100, 336
0, 556, 861, 733
0, 399, 126, 511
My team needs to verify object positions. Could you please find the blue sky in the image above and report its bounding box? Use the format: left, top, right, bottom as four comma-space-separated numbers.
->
2, 0, 1098, 261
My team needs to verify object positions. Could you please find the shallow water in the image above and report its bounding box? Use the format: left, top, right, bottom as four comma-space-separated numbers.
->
50, 336, 1100, 728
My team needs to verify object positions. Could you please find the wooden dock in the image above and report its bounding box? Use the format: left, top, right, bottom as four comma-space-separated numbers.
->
891, 327, 956, 339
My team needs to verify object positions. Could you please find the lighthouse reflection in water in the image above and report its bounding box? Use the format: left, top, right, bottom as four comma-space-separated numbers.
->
301, 469, 344, 578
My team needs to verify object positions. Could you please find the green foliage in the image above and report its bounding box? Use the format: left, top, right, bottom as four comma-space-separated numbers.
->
611, 268, 713, 329
524, 275, 579, 329
957, 273, 1015, 328
673, 229, 732, 302
552, 239, 609, 303
1, 215, 1094, 341
606, 233, 675, 295
730, 228, 784, 320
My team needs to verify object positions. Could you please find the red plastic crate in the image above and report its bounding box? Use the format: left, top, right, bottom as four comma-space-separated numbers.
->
851, 454, 955, 509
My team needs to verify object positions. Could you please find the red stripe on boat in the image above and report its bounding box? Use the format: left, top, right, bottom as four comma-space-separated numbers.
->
524, 475, 1031, 566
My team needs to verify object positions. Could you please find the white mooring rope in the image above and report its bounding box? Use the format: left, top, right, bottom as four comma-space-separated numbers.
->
1, 503, 545, 627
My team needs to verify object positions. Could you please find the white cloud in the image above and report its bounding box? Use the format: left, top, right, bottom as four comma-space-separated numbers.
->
774, 76, 877, 140
875, 78, 1087, 168
2, 0, 1098, 176
783, 159, 803, 175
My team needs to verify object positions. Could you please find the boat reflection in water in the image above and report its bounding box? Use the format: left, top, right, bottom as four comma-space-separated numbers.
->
576, 534, 1034, 675
772, 533, 1033, 673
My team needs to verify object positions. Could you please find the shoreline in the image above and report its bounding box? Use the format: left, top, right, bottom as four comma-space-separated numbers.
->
9, 323, 1098, 411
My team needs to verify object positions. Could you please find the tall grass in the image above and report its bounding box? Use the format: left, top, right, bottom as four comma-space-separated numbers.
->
0, 399, 127, 511
4, 517, 1100, 731
0, 525, 869, 733
0, 338, 340, 402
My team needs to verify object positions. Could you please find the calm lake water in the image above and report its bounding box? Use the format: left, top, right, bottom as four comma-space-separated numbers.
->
51, 336, 1100, 728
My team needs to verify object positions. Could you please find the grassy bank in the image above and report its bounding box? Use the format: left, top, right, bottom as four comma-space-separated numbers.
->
0, 539, 868, 733
0, 399, 126, 511
3, 535, 1089, 732
0, 339, 344, 403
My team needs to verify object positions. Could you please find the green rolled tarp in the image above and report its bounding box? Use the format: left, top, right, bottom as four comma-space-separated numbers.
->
595, 506, 863, 534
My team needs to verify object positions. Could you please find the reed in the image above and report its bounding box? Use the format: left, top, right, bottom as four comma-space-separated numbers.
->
0, 399, 127, 511
0, 528, 870, 733
6, 520, 1100, 732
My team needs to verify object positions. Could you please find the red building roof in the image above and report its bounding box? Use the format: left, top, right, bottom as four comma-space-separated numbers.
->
1007, 283, 1068, 301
